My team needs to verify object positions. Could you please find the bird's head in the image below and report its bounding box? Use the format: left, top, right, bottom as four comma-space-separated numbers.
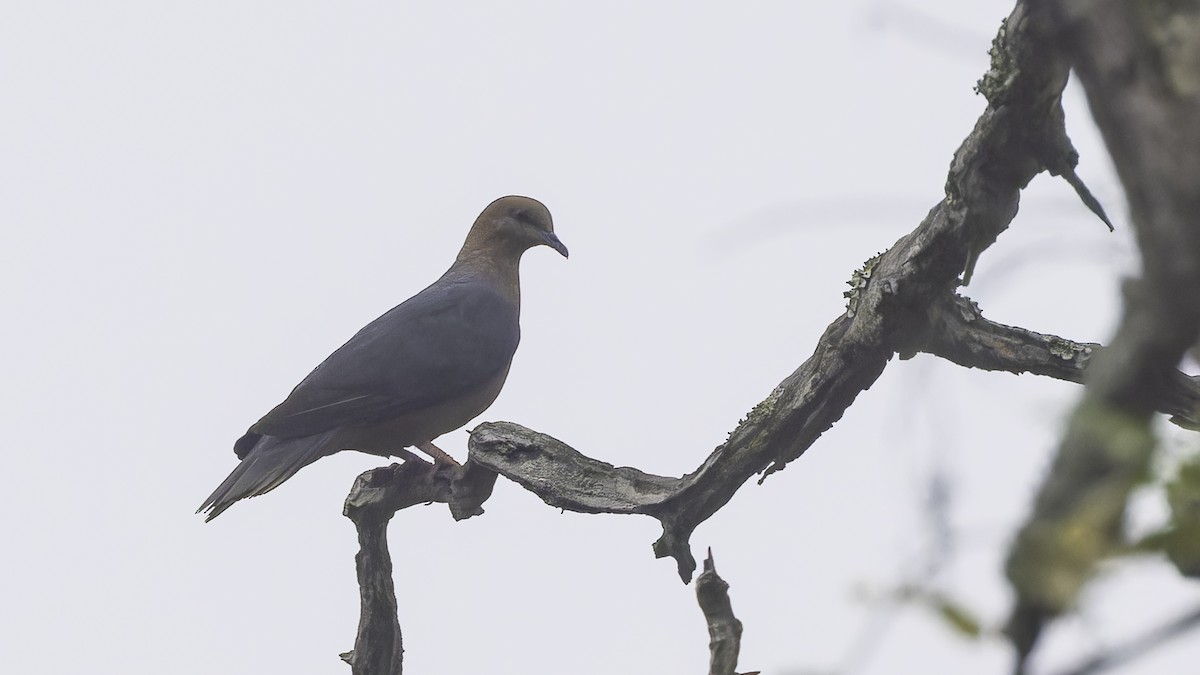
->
464, 195, 569, 260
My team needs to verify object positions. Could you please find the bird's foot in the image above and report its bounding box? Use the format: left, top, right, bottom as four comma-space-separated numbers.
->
414, 440, 462, 467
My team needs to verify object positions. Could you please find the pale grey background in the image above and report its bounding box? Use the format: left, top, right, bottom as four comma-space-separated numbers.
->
3, 2, 1197, 674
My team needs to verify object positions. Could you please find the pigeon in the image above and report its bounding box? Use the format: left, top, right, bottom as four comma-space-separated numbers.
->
198, 195, 566, 520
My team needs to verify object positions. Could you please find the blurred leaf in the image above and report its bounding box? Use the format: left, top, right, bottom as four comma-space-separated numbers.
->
930, 593, 983, 639
879, 584, 985, 640
1130, 527, 1173, 554
1006, 404, 1156, 615
1164, 452, 1200, 577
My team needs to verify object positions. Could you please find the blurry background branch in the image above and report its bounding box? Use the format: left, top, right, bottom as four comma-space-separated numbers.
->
1003, 1, 1200, 671
1050, 603, 1200, 675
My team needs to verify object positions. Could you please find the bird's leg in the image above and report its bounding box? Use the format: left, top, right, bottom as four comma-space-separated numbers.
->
414, 441, 462, 467
394, 448, 421, 463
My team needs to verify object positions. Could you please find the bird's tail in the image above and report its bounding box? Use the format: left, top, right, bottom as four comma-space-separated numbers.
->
197, 431, 337, 521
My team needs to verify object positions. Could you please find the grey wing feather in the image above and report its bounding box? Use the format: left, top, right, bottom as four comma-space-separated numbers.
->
249, 276, 520, 440
198, 431, 337, 521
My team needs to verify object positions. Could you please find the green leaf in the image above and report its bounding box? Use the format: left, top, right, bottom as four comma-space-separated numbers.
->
931, 594, 983, 639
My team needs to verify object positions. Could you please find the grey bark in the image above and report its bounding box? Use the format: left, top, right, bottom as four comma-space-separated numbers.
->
340, 453, 497, 674
695, 550, 748, 675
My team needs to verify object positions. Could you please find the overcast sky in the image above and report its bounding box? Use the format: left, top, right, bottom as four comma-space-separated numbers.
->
3, 2, 1197, 674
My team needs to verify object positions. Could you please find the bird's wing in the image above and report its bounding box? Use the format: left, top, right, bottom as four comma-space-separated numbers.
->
248, 277, 520, 439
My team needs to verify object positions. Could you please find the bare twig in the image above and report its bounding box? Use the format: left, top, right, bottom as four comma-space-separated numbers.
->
1060, 167, 1114, 231
1051, 603, 1200, 675
695, 550, 751, 675
918, 294, 1200, 427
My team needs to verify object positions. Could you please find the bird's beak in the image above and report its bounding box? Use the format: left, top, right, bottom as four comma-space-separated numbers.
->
542, 232, 569, 258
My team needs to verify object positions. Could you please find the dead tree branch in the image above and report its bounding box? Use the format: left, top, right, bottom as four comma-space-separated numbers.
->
340, 455, 497, 675
470, 0, 1085, 585
695, 550, 750, 675
341, 0, 1200, 671
918, 294, 1200, 427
